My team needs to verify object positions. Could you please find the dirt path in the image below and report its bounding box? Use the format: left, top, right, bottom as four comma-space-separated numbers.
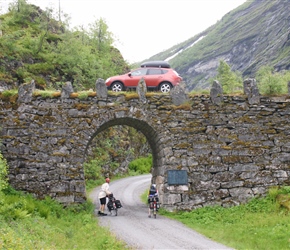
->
89, 174, 233, 250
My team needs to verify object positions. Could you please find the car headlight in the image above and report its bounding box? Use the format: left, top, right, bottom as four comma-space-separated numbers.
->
105, 78, 111, 83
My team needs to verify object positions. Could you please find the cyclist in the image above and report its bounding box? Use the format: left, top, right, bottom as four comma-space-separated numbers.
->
147, 184, 159, 218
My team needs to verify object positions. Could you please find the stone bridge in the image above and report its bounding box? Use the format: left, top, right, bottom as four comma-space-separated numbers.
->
1, 79, 290, 210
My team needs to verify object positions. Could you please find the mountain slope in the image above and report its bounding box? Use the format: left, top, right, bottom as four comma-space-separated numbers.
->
146, 0, 290, 91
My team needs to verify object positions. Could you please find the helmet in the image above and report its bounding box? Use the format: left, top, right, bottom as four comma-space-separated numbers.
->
105, 178, 110, 183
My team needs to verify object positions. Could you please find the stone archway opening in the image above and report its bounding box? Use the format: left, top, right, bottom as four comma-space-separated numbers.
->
84, 117, 164, 202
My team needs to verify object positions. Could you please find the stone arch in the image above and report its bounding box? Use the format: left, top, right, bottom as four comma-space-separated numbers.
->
84, 117, 165, 198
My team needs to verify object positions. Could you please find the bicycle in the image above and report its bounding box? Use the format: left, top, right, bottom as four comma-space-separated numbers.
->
107, 194, 122, 216
149, 196, 159, 219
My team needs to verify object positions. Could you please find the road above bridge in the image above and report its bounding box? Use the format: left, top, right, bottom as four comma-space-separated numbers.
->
89, 175, 233, 249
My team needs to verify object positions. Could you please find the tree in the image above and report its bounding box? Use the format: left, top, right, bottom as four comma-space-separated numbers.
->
256, 66, 288, 95
216, 60, 242, 94
89, 18, 114, 53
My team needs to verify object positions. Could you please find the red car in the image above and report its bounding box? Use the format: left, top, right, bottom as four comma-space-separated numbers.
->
105, 61, 182, 93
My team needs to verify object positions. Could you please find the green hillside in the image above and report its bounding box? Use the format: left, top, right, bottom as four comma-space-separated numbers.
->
145, 0, 290, 91
0, 0, 129, 91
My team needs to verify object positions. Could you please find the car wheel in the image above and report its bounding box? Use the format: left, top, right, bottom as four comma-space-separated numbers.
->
111, 82, 124, 92
159, 82, 172, 93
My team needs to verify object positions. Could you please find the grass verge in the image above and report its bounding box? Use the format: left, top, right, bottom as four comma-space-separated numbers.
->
0, 187, 128, 249
158, 186, 290, 250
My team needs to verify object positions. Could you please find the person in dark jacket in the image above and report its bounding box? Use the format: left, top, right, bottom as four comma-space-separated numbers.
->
147, 184, 158, 218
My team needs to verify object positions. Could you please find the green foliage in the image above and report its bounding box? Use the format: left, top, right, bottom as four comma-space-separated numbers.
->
0, 152, 8, 193
1, 89, 18, 97
256, 66, 288, 95
89, 18, 114, 53
84, 126, 150, 184
0, 1, 129, 89
128, 154, 152, 174
0, 188, 126, 249
84, 158, 103, 182
77, 91, 89, 100
160, 186, 290, 250
34, 89, 58, 98
216, 60, 243, 94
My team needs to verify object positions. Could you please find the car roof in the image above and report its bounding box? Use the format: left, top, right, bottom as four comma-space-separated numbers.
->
140, 61, 171, 68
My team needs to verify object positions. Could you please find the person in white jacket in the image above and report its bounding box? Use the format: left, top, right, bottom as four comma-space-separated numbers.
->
98, 177, 112, 216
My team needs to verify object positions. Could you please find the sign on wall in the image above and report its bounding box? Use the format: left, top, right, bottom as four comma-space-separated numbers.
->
167, 170, 188, 185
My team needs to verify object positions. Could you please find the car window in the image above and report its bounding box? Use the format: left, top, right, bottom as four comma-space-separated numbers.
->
131, 68, 147, 76
162, 69, 168, 74
148, 69, 162, 75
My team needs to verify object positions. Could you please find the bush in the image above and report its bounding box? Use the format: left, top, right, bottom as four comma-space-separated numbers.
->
128, 154, 152, 174
0, 152, 8, 193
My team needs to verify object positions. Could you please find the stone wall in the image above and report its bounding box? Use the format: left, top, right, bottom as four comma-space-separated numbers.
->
0, 80, 290, 210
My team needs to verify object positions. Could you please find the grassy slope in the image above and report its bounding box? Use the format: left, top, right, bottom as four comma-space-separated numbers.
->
0, 188, 128, 249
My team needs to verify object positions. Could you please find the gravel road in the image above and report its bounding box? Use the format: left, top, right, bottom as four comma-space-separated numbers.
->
89, 174, 233, 250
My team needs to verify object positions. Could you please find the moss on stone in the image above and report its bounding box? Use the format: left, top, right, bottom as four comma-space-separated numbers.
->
58, 139, 66, 145
70, 93, 79, 98
173, 103, 192, 111
73, 103, 90, 111
125, 93, 139, 100
261, 129, 277, 134
52, 152, 67, 157
52, 92, 61, 98
0, 92, 18, 103
222, 155, 252, 164
175, 143, 191, 149
134, 110, 143, 118
88, 92, 97, 97
231, 141, 252, 147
